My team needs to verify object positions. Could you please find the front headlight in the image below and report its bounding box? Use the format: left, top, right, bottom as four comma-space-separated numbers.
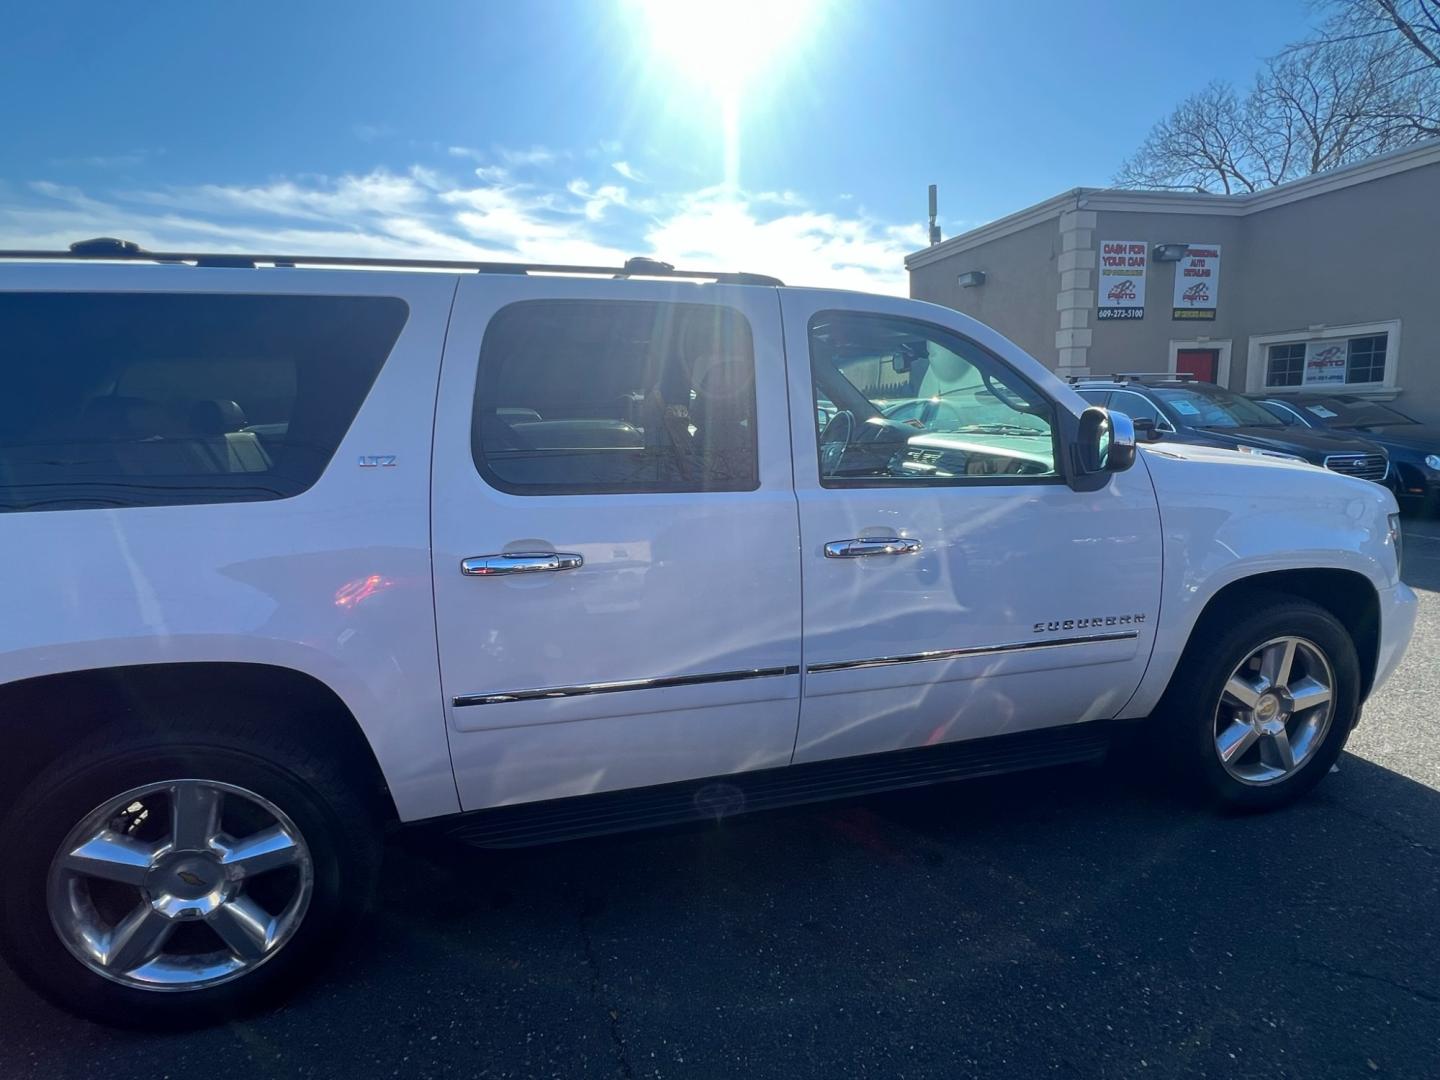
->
1235, 445, 1307, 464
1389, 512, 1403, 574
1424, 453, 1440, 471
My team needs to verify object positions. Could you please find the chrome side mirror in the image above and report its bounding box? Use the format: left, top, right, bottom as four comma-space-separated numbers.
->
1076, 406, 1136, 475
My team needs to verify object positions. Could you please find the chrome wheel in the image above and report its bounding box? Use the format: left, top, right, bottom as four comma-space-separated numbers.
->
47, 779, 313, 991
1214, 636, 1336, 785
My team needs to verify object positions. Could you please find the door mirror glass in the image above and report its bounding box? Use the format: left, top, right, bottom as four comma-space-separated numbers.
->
1076, 406, 1136, 475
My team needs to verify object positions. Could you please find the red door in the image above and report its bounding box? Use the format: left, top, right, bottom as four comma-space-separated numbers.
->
1175, 348, 1219, 382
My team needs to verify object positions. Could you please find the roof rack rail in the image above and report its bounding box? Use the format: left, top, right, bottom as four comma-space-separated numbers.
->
1066, 371, 1196, 385
0, 238, 785, 286
1114, 371, 1196, 382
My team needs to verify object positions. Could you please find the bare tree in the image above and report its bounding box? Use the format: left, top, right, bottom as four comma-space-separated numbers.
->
1308, 0, 1440, 138
1114, 83, 1265, 193
1116, 1, 1440, 192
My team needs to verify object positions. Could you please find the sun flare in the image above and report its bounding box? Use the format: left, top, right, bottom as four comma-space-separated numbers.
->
630, 0, 817, 95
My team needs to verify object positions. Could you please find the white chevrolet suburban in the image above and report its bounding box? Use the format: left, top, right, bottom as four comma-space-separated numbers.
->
0, 240, 1417, 1026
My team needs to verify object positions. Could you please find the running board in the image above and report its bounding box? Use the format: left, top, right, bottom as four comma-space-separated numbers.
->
443, 723, 1115, 849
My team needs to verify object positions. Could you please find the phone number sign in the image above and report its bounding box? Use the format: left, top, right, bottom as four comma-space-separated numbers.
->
1097, 240, 1147, 321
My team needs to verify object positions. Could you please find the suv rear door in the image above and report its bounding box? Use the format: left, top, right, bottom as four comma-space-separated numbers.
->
781, 290, 1163, 763
432, 277, 801, 811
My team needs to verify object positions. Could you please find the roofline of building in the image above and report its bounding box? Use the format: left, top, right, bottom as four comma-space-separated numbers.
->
905, 136, 1440, 271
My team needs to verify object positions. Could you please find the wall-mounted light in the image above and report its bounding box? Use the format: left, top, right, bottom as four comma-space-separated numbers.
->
1153, 243, 1189, 262
957, 270, 986, 288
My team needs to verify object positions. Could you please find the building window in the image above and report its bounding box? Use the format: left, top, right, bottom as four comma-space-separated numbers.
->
1265, 343, 1307, 387
1346, 335, 1387, 384
1255, 325, 1396, 392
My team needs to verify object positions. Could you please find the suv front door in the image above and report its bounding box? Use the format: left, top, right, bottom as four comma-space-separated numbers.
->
781, 291, 1163, 763
433, 277, 801, 810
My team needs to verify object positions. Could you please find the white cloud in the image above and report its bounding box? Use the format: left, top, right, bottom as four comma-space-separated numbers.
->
123, 168, 434, 223
646, 188, 922, 293
498, 145, 559, 168
567, 179, 629, 221
2, 164, 920, 292
612, 160, 643, 182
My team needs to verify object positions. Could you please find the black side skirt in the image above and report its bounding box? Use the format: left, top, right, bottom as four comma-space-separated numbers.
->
440, 722, 1117, 849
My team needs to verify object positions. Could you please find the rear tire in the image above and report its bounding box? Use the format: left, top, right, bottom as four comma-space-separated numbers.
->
0, 726, 381, 1028
1156, 593, 1359, 811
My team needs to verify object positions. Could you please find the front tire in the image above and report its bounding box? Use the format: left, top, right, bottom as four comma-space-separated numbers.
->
1158, 594, 1360, 811
0, 732, 381, 1027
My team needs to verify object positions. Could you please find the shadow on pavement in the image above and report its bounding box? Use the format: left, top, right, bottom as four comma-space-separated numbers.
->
1, 748, 1437, 1078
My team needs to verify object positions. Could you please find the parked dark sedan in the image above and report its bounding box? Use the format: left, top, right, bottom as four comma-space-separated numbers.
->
1070, 374, 1392, 483
1253, 394, 1440, 514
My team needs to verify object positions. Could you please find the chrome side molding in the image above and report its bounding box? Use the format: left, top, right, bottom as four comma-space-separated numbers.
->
453, 664, 800, 707
807, 630, 1139, 674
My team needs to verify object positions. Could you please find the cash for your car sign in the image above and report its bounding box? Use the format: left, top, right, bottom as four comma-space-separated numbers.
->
1172, 244, 1221, 320
1097, 240, 1147, 320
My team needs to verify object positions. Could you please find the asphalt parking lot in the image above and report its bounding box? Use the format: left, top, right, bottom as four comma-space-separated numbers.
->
2, 522, 1437, 1080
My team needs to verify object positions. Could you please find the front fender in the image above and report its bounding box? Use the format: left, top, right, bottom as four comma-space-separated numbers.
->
1121, 445, 1400, 717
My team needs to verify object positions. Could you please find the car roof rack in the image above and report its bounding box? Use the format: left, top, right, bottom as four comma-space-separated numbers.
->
0, 237, 785, 287
1066, 371, 1197, 386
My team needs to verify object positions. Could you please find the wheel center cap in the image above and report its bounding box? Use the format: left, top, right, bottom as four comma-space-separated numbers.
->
1253, 692, 1289, 734
147, 852, 229, 918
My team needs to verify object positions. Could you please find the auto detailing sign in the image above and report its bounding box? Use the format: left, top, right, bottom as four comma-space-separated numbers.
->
1303, 341, 1347, 385
1172, 244, 1221, 320
1097, 240, 1147, 320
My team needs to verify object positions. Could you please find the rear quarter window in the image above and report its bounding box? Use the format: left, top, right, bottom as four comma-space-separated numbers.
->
0, 292, 408, 512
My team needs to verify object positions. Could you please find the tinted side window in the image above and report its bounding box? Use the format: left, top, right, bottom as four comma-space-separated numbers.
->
473, 300, 758, 494
0, 292, 408, 512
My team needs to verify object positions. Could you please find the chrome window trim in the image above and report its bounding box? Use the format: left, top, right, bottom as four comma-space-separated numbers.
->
453, 665, 800, 707
806, 630, 1140, 674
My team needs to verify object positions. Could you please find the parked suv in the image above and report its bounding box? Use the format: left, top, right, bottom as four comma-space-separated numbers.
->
0, 241, 1416, 1026
1072, 374, 1392, 482
1252, 394, 1440, 515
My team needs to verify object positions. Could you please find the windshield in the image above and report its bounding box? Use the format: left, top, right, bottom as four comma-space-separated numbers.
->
1152, 387, 1284, 428
1298, 399, 1417, 428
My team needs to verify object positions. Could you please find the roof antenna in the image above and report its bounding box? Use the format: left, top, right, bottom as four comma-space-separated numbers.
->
927, 185, 941, 246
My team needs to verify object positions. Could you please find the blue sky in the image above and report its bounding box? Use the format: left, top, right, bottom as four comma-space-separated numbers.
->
2, 0, 1314, 291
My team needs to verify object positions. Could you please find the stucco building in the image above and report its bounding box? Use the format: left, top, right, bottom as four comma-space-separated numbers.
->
906, 139, 1440, 421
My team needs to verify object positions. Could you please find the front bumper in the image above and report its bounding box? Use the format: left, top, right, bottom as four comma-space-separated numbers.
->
1390, 462, 1440, 505
1371, 581, 1418, 697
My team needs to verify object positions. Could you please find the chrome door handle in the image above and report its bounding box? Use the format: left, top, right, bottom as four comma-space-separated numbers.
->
824, 537, 922, 559
461, 552, 584, 577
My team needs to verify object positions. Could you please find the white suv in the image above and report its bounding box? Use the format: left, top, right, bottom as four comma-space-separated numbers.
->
0, 241, 1416, 1025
